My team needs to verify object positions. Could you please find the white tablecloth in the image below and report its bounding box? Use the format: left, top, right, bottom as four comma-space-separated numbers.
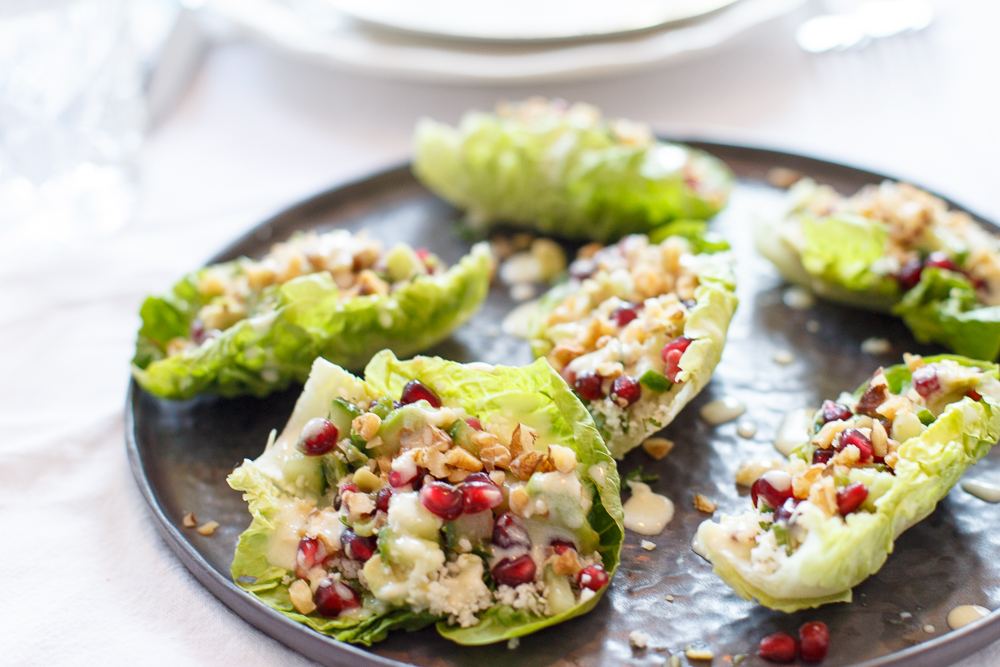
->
4, 1, 1000, 664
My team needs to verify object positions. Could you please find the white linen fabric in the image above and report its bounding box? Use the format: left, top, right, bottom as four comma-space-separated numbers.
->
2, 2, 999, 664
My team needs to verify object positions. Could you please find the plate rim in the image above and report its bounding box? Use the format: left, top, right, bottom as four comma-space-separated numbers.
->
126, 140, 1000, 667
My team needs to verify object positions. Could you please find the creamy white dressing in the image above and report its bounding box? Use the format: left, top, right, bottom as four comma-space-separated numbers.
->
699, 397, 746, 425
947, 605, 990, 630
265, 497, 314, 570
774, 407, 816, 456
736, 421, 758, 439
961, 479, 1000, 503
622, 481, 674, 535
783, 286, 815, 310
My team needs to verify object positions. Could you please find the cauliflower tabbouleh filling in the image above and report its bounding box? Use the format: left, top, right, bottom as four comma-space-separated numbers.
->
737, 355, 998, 573
789, 178, 1000, 304
165, 229, 444, 357
280, 379, 608, 627
538, 234, 702, 437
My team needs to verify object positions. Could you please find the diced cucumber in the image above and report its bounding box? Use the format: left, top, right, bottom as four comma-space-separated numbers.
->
374, 403, 434, 458
444, 511, 494, 551
329, 397, 362, 437
282, 451, 325, 497
543, 566, 577, 616
384, 243, 427, 283
917, 408, 935, 425
368, 396, 395, 419
449, 418, 479, 455
639, 370, 672, 393
321, 451, 349, 488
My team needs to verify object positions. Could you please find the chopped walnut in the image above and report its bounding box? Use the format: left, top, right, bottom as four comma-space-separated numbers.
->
446, 447, 484, 472
182, 512, 197, 528
693, 494, 718, 513
808, 477, 837, 517
856, 370, 889, 417
792, 465, 824, 500
547, 444, 577, 473
352, 413, 381, 441
343, 491, 375, 520
510, 451, 555, 481
642, 437, 674, 460
196, 520, 219, 536
476, 432, 511, 471
550, 549, 583, 576
871, 420, 889, 458
509, 423, 539, 458
812, 420, 849, 449
412, 447, 449, 479
288, 579, 316, 614
356, 269, 389, 296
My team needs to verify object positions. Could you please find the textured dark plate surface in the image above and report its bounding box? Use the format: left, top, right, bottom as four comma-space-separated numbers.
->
127, 143, 1000, 667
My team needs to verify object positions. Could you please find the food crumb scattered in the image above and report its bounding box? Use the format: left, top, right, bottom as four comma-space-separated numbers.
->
773, 350, 795, 365
665, 595, 675, 602
768, 167, 804, 189
733, 654, 748, 665
182, 512, 197, 528
924, 624, 936, 633
196, 520, 219, 536
782, 285, 815, 310
736, 421, 757, 439
900, 611, 913, 620
509, 283, 536, 302
670, 655, 682, 667
507, 637, 520, 650
806, 319, 821, 333
629, 630, 650, 649
643, 437, 675, 460
693, 493, 718, 513
861, 337, 892, 354
686, 645, 714, 661
641, 540, 656, 551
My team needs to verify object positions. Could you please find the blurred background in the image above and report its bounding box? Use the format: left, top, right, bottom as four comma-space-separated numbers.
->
2, 1, 998, 665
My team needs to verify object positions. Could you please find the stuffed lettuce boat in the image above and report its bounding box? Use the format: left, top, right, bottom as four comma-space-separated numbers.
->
132, 229, 491, 399
757, 178, 1000, 360
529, 227, 738, 458
693, 354, 1000, 613
413, 97, 734, 242
227, 351, 624, 646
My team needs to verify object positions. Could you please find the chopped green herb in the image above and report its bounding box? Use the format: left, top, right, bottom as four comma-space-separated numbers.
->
639, 369, 672, 393
624, 466, 660, 485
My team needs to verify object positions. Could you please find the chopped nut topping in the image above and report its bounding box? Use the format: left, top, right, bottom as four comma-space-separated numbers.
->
288, 579, 316, 614
196, 520, 219, 536
812, 420, 849, 449
343, 491, 375, 520
856, 371, 889, 416
808, 476, 837, 517
641, 540, 656, 551
509, 423, 539, 459
550, 549, 583, 576
871, 420, 889, 458
446, 447, 484, 472
509, 451, 555, 481
508, 485, 530, 515
642, 437, 674, 460
685, 646, 714, 661
547, 444, 577, 473
412, 447, 449, 479
792, 465, 824, 500
352, 412, 381, 441
476, 433, 511, 471
693, 494, 718, 513
182, 512, 197, 528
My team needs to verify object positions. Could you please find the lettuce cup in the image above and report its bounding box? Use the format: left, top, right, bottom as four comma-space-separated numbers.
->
694, 354, 1000, 613
413, 98, 734, 242
228, 351, 624, 646
529, 229, 738, 458
757, 178, 1000, 360
132, 230, 491, 399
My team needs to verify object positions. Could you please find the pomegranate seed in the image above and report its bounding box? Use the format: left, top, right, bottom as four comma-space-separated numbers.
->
560, 366, 577, 386
492, 513, 531, 549
462, 479, 503, 514
661, 335, 693, 361
837, 481, 868, 515
925, 252, 960, 272
569, 258, 597, 279
295, 536, 327, 579
912, 366, 940, 398
550, 539, 576, 555
415, 247, 430, 261
492, 554, 537, 587
388, 470, 417, 488
968, 389, 983, 401
341, 528, 377, 561
419, 481, 464, 520
339, 482, 359, 496
758, 631, 797, 663
375, 487, 392, 512
813, 448, 834, 465
189, 319, 206, 344
611, 304, 640, 327
314, 579, 361, 618
296, 418, 339, 456
837, 428, 874, 462
400, 380, 441, 408
663, 348, 684, 383
773, 498, 798, 523
821, 400, 853, 424
895, 258, 924, 291
462, 472, 492, 485
465, 417, 483, 431
751, 470, 793, 511
611, 375, 641, 406
574, 371, 604, 401
577, 564, 609, 591
799, 622, 830, 662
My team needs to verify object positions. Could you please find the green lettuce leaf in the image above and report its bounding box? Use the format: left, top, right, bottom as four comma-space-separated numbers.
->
892, 268, 1000, 362
649, 219, 730, 253
228, 353, 624, 645
528, 240, 737, 458
413, 110, 733, 242
132, 243, 491, 400
799, 214, 899, 296
694, 355, 1000, 613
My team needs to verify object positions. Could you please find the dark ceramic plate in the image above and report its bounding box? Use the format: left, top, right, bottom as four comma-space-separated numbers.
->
126, 142, 1000, 667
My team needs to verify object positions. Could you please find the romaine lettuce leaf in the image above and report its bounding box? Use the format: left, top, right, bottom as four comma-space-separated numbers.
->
892, 268, 1000, 362
228, 353, 624, 645
413, 110, 733, 242
132, 243, 491, 400
799, 214, 899, 296
649, 219, 730, 254
694, 355, 1000, 613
